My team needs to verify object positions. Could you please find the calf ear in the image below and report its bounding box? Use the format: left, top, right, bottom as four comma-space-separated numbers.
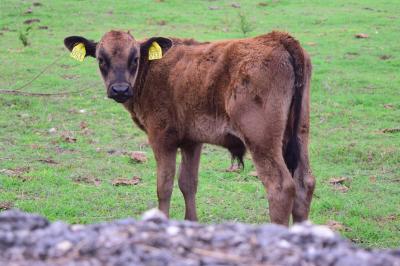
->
140, 37, 173, 60
64, 36, 97, 58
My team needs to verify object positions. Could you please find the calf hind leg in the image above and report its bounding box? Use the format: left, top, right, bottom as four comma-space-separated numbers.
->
254, 152, 296, 225
290, 118, 315, 222
290, 78, 315, 223
292, 151, 315, 223
231, 104, 295, 226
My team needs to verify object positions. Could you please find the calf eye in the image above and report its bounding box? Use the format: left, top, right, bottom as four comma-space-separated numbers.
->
129, 57, 139, 71
131, 57, 138, 66
98, 58, 106, 68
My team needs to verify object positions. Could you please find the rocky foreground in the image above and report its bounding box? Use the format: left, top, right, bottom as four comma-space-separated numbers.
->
0, 209, 399, 266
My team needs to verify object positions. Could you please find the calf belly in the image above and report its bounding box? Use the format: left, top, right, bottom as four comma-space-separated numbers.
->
185, 114, 246, 163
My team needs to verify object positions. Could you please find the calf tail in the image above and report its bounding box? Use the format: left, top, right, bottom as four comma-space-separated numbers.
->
272, 32, 306, 176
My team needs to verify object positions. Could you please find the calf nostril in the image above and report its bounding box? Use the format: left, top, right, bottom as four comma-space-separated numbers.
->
111, 85, 129, 94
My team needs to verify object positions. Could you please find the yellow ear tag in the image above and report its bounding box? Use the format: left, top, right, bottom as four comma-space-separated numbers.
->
148, 41, 162, 60
70, 43, 86, 62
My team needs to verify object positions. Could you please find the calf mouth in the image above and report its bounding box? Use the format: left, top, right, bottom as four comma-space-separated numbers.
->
109, 94, 132, 103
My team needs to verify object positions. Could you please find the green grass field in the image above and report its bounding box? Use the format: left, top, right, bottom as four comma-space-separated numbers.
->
0, 0, 399, 248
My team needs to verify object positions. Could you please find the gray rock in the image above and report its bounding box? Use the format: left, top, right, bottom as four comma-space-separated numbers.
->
231, 3, 240, 8
0, 209, 399, 266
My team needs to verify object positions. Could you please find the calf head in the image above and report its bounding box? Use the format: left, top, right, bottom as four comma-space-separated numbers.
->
64, 31, 172, 103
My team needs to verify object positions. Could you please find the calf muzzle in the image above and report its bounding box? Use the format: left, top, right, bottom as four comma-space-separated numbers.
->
108, 83, 133, 103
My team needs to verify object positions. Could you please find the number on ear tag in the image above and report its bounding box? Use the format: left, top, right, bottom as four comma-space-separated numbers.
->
70, 43, 86, 62
148, 42, 162, 60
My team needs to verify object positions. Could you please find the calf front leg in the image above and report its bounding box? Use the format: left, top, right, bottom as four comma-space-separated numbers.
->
152, 143, 177, 218
178, 143, 202, 221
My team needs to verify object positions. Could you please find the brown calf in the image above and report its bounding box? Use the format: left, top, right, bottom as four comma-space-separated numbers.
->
64, 30, 314, 225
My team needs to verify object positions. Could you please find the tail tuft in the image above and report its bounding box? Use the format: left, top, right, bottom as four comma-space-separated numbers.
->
224, 134, 246, 170
229, 140, 246, 169
284, 136, 300, 175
